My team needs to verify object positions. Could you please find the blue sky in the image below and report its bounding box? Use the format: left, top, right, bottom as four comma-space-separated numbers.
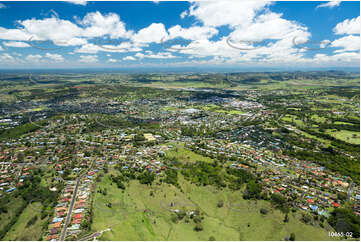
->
0, 1, 359, 70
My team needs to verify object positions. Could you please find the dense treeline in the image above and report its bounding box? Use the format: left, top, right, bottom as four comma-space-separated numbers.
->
181, 162, 226, 188
0, 121, 45, 140
0, 169, 63, 239
0, 198, 27, 239
328, 208, 360, 238
287, 149, 359, 183
164, 169, 179, 187
226, 167, 256, 190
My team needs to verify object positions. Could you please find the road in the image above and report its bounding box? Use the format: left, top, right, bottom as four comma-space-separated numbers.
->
347, 182, 354, 202
79, 232, 101, 241
59, 159, 96, 241
78, 229, 110, 241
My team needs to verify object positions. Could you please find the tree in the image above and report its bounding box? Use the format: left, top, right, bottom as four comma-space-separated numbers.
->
177, 208, 186, 220
81, 220, 91, 230
243, 180, 262, 199
284, 213, 289, 223
260, 208, 268, 215
289, 233, 296, 241
209, 236, 216, 241
194, 223, 203, 231
17, 152, 24, 163
301, 214, 312, 224
217, 200, 224, 208
328, 208, 360, 238
171, 214, 178, 223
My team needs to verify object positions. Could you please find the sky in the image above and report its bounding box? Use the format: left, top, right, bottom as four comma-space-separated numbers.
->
0, 0, 359, 70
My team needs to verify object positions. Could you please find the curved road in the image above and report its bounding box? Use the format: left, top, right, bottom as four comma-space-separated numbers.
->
59, 159, 96, 241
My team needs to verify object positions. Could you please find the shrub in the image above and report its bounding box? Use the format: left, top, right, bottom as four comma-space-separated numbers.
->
194, 223, 203, 231
289, 233, 296, 241
260, 208, 268, 215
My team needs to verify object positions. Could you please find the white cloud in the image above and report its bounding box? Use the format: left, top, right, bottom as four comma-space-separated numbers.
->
333, 16, 360, 35
331, 35, 360, 52
314, 52, 359, 63
67, 0, 87, 6
19, 17, 84, 43
132, 23, 168, 43
0, 53, 15, 63
168, 25, 218, 41
320, 39, 331, 48
79, 55, 98, 63
229, 12, 310, 42
108, 58, 118, 63
135, 51, 176, 59
180, 10, 187, 19
81, 11, 133, 39
74, 41, 142, 54
0, 27, 32, 41
187, 1, 270, 28
123, 56, 136, 61
0, 3, 6, 9
45, 53, 64, 62
316, 1, 341, 9
3, 41, 30, 48
26, 54, 43, 62
0, 12, 132, 48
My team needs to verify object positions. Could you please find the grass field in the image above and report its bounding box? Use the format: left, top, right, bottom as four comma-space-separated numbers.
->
282, 115, 304, 127
3, 202, 46, 241
91, 171, 337, 241
165, 142, 214, 164
326, 129, 360, 144
311, 115, 327, 123
200, 105, 245, 115
0, 196, 26, 233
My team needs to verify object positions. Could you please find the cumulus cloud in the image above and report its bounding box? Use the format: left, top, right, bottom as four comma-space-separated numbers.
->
0, 27, 32, 41
26, 54, 42, 62
19, 17, 84, 43
0, 53, 15, 63
316, 1, 341, 9
135, 51, 176, 59
74, 41, 142, 54
81, 11, 133, 39
45, 53, 64, 62
79, 55, 98, 63
333, 16, 360, 35
168, 25, 218, 41
229, 12, 310, 42
0, 12, 132, 47
314, 51, 359, 63
180, 10, 187, 19
66, 0, 87, 6
187, 1, 270, 28
132, 23, 168, 43
3, 41, 30, 48
331, 35, 360, 52
123, 56, 136, 61
108, 58, 118, 63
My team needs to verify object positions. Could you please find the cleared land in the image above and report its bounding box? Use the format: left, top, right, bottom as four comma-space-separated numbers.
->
91, 171, 337, 241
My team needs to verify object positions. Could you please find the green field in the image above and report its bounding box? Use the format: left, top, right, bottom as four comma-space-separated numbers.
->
165, 143, 213, 164
3, 202, 46, 241
90, 171, 337, 241
0, 197, 26, 233
326, 129, 360, 144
